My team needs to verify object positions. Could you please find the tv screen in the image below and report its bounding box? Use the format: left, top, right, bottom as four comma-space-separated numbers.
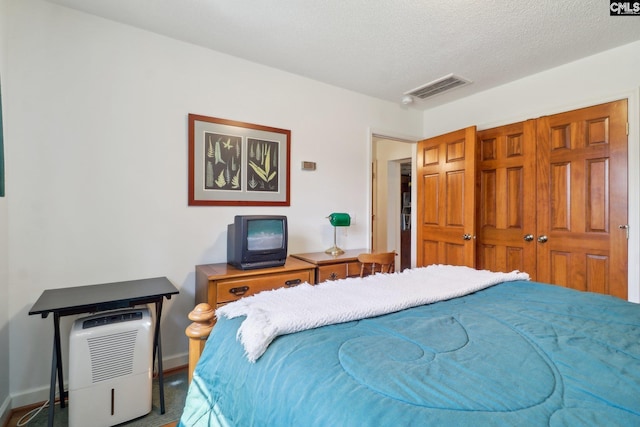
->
247, 219, 284, 251
227, 215, 288, 270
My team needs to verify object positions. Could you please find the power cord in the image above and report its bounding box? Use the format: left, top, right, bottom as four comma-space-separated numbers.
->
16, 400, 49, 426
16, 391, 65, 426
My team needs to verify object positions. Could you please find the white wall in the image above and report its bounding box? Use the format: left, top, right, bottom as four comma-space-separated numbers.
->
4, 0, 423, 407
0, 0, 10, 420
422, 40, 640, 303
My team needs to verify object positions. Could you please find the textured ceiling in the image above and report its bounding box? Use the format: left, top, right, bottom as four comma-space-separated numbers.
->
46, 0, 640, 110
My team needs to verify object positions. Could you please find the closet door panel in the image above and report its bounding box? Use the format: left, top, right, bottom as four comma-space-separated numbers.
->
446, 170, 465, 226
536, 99, 627, 298
586, 158, 608, 232
421, 240, 440, 266
476, 120, 537, 277
421, 174, 439, 224
417, 126, 476, 267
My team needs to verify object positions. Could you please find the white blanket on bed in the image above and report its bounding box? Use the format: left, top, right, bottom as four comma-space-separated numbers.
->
216, 264, 530, 362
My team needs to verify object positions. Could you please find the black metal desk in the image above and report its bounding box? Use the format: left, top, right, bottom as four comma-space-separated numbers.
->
29, 277, 179, 427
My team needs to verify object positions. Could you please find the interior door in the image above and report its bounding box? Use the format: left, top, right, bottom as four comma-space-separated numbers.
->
536, 100, 628, 298
416, 126, 476, 267
476, 120, 537, 278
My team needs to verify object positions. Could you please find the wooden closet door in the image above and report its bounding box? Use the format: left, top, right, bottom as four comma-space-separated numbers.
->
536, 100, 628, 298
476, 120, 537, 278
416, 126, 476, 267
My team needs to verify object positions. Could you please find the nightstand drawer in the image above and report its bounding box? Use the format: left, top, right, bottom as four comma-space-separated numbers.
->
317, 261, 361, 282
317, 264, 346, 282
216, 271, 312, 304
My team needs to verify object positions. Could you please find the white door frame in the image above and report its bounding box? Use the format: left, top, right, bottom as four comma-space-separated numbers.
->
369, 131, 418, 267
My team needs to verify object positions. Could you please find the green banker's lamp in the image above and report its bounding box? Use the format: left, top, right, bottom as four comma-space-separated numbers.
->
325, 213, 351, 256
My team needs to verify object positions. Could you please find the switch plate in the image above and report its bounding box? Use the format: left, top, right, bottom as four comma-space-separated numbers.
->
301, 161, 316, 171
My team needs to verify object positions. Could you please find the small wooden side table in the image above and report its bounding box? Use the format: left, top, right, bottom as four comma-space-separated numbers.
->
290, 249, 367, 283
29, 277, 179, 427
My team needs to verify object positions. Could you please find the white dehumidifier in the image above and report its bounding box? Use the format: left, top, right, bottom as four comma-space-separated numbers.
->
69, 308, 153, 427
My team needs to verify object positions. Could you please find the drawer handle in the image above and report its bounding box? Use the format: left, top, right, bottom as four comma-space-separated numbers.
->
285, 279, 302, 287
229, 286, 250, 296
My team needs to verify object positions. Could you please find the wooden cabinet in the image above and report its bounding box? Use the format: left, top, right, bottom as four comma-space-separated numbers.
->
195, 257, 316, 311
417, 99, 628, 299
291, 249, 366, 283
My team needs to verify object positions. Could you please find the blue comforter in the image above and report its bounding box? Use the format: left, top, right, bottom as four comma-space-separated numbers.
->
179, 281, 640, 426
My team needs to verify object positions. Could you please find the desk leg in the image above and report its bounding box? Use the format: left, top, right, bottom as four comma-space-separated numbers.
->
53, 313, 66, 408
48, 335, 56, 427
154, 299, 166, 414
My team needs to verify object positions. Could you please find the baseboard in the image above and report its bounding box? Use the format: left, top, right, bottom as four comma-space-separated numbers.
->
6, 385, 48, 414
8, 352, 188, 412
161, 352, 188, 372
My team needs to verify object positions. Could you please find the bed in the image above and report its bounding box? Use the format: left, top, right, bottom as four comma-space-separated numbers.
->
178, 265, 640, 426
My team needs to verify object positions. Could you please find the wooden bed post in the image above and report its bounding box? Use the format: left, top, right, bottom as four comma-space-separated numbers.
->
185, 303, 215, 383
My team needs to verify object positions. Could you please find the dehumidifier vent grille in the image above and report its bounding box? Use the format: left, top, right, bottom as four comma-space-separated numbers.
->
87, 330, 138, 383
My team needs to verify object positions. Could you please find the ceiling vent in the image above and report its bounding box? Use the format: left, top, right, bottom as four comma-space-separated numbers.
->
404, 74, 471, 100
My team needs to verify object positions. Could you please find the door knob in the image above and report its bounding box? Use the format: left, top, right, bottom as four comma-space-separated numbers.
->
537, 235, 548, 243
463, 234, 473, 241
524, 234, 534, 242
619, 224, 629, 239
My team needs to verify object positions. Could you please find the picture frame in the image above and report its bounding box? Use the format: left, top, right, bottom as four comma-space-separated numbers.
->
188, 114, 291, 206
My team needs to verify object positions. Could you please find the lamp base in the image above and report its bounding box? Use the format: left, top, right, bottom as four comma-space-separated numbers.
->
325, 245, 345, 256
326, 225, 345, 256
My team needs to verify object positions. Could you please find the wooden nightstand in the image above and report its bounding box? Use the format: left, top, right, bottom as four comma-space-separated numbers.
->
290, 249, 367, 283
195, 257, 316, 311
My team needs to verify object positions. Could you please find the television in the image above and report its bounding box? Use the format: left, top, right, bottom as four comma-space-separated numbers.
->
227, 215, 288, 270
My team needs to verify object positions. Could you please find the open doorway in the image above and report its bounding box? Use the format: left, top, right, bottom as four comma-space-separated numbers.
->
400, 161, 411, 271
371, 135, 415, 271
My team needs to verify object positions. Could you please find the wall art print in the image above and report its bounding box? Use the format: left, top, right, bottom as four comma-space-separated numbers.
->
188, 114, 290, 206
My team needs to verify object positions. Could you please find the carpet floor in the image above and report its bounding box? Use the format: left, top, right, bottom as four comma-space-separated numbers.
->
6, 369, 187, 427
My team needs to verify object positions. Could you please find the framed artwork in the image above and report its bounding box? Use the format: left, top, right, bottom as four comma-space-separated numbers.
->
188, 114, 290, 206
